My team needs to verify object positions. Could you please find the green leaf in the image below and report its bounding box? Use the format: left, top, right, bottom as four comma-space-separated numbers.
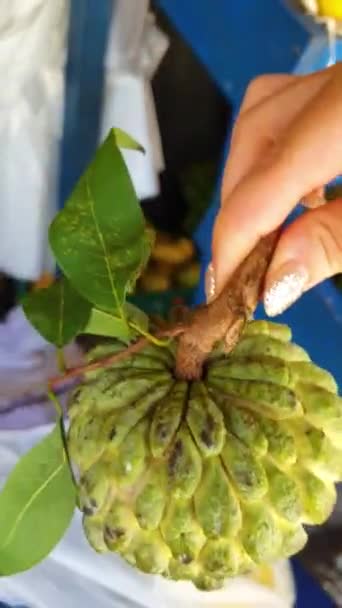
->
83, 308, 126, 338
0, 420, 76, 575
126, 302, 149, 333
49, 128, 153, 316
22, 277, 91, 347
111, 127, 145, 153
83, 302, 148, 340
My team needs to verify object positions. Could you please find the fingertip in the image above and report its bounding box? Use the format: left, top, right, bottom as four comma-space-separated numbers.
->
262, 198, 342, 315
264, 261, 309, 317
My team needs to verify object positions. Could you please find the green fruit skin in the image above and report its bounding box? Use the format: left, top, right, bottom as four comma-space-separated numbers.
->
67, 320, 342, 591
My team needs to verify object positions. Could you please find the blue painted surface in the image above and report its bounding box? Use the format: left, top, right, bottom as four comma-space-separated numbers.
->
291, 559, 334, 607
58, 0, 113, 206
0, 605, 27, 608
293, 30, 342, 74
155, 0, 311, 106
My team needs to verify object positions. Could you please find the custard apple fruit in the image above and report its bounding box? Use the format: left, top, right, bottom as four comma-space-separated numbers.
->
67, 320, 342, 590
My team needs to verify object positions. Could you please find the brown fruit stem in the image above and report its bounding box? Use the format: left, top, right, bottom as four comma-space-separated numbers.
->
10, 232, 279, 410
50, 232, 279, 386
175, 231, 280, 380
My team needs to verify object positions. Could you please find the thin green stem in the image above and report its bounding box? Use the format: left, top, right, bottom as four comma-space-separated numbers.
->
48, 389, 77, 486
57, 348, 66, 373
47, 389, 63, 418
129, 321, 171, 347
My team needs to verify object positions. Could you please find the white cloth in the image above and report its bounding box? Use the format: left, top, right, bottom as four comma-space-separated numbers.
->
0, 0, 69, 280
100, 0, 168, 200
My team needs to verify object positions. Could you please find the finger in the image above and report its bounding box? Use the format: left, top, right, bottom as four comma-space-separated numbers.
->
221, 74, 296, 203
212, 65, 342, 295
264, 198, 342, 316
222, 68, 332, 202
238, 74, 297, 115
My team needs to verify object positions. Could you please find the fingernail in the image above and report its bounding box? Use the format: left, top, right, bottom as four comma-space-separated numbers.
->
264, 263, 309, 317
205, 262, 216, 303
301, 187, 326, 209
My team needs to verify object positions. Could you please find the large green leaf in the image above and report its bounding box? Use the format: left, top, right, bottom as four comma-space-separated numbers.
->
49, 129, 153, 317
0, 421, 76, 575
22, 277, 91, 347
83, 302, 148, 340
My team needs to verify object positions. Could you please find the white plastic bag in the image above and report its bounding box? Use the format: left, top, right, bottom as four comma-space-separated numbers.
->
0, 0, 69, 280
0, 306, 82, 430
100, 0, 168, 201
156, 562, 296, 608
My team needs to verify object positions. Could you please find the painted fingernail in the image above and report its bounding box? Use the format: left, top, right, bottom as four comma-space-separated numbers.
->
205, 262, 216, 303
301, 187, 326, 209
264, 263, 309, 317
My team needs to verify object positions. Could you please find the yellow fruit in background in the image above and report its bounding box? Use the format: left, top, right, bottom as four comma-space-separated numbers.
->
318, 0, 342, 18
176, 261, 201, 288
152, 235, 195, 266
154, 262, 175, 278
139, 271, 171, 293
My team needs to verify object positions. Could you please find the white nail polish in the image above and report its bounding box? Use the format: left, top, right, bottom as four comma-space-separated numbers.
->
264, 267, 308, 317
205, 262, 216, 303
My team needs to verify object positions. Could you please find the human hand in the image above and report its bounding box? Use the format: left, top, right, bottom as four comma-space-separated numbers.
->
209, 64, 342, 316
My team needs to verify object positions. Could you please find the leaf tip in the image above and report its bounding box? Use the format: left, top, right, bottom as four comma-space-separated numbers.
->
109, 127, 146, 154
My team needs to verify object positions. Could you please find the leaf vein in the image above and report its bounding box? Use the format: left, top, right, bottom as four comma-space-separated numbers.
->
85, 177, 124, 320
0, 453, 66, 551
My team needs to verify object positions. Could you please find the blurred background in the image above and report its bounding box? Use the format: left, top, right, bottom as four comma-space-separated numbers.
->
1, 1, 342, 606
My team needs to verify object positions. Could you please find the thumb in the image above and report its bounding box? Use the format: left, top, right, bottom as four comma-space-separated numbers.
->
264, 198, 342, 316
